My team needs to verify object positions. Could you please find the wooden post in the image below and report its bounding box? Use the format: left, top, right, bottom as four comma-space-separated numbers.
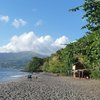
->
79, 71, 80, 78
82, 70, 83, 78
73, 71, 75, 78
72, 65, 76, 78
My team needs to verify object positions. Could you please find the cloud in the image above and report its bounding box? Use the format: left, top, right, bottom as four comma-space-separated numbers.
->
53, 36, 69, 47
12, 19, 27, 28
34, 20, 43, 27
0, 32, 69, 56
0, 15, 9, 22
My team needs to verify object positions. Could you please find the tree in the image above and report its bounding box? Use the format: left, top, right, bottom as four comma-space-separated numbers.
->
26, 57, 44, 72
70, 0, 100, 32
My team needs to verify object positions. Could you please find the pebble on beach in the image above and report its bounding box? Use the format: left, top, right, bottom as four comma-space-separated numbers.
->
0, 73, 100, 100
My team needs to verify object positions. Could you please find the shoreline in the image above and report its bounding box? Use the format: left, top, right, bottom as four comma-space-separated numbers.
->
0, 68, 31, 83
0, 76, 26, 84
0, 72, 40, 84
0, 73, 100, 100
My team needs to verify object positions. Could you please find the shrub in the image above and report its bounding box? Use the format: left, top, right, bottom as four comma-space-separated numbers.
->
91, 70, 100, 79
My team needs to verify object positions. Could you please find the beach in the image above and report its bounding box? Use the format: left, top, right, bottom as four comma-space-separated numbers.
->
0, 73, 100, 100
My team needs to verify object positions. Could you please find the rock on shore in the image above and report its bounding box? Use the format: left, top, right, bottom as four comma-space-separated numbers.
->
0, 73, 100, 100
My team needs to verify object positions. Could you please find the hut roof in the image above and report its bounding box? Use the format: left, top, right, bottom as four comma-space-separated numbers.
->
74, 62, 85, 69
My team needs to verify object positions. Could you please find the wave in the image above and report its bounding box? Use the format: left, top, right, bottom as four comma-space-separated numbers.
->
11, 75, 25, 78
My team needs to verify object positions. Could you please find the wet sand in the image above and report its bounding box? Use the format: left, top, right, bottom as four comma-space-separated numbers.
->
0, 73, 100, 100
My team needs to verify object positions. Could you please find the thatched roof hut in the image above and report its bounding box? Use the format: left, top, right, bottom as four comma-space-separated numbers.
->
72, 62, 90, 78
73, 62, 85, 70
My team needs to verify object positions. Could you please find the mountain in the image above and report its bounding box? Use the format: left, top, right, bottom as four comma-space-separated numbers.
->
0, 51, 47, 69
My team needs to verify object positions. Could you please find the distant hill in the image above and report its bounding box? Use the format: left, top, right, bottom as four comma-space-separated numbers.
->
0, 51, 47, 69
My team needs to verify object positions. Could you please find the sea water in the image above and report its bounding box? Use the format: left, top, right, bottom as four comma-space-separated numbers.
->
0, 68, 29, 82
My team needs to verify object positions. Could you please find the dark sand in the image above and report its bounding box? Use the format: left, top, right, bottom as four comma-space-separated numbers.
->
0, 73, 100, 100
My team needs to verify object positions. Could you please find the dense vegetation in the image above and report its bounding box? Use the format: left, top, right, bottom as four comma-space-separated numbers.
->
26, 0, 100, 79
26, 29, 100, 78
42, 29, 100, 78
25, 57, 44, 72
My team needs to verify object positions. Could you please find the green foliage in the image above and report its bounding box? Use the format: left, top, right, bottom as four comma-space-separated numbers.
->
26, 0, 100, 79
42, 29, 100, 79
70, 0, 100, 32
25, 57, 44, 72
42, 58, 49, 72
26, 29, 100, 80
91, 70, 100, 79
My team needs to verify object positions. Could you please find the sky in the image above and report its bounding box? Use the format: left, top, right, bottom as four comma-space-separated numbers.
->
0, 0, 86, 55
